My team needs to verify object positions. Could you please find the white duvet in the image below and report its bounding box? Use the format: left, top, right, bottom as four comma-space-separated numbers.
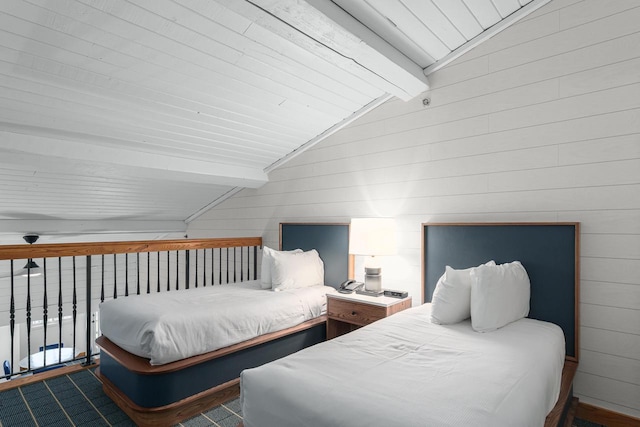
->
240, 303, 565, 427
99, 281, 335, 365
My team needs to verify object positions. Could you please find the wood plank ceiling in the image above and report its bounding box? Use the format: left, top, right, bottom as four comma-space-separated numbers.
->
0, 0, 543, 243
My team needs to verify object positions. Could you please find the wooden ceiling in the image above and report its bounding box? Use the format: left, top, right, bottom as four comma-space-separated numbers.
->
0, 0, 544, 243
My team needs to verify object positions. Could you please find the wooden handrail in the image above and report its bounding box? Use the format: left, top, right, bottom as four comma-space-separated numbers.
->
0, 237, 262, 260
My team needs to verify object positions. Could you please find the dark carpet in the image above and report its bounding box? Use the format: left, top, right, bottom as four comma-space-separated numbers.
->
0, 369, 241, 426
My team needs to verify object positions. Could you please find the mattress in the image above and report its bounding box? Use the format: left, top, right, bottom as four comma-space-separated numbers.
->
240, 303, 565, 427
99, 280, 336, 365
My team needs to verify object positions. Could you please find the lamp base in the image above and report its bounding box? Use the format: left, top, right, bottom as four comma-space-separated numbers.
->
364, 266, 382, 293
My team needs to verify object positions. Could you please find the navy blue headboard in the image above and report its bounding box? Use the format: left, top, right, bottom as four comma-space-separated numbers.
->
423, 223, 579, 361
280, 223, 351, 290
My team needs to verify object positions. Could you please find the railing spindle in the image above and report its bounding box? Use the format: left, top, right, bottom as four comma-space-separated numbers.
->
42, 258, 48, 367
253, 246, 258, 280
125, 253, 129, 297
112, 254, 117, 299
100, 255, 105, 302
185, 250, 190, 289
58, 258, 63, 362
136, 253, 141, 295
72, 257, 77, 361
167, 252, 170, 291
175, 251, 179, 290
26, 262, 32, 370
9, 260, 15, 377
146, 253, 150, 294
85, 255, 92, 366
157, 252, 160, 293
195, 249, 199, 288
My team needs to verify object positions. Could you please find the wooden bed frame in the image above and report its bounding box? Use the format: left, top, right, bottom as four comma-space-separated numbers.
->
422, 222, 580, 427
96, 223, 351, 427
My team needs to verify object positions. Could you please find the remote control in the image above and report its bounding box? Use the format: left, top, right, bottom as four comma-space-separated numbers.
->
383, 289, 408, 298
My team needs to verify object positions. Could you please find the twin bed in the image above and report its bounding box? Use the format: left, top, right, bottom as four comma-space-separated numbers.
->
99, 282, 334, 366
97, 222, 579, 427
241, 305, 566, 426
240, 222, 579, 427
96, 223, 350, 426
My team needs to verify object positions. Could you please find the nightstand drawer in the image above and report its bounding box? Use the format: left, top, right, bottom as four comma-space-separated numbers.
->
328, 298, 386, 326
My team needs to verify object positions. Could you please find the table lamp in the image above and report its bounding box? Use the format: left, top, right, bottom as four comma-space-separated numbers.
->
349, 218, 397, 295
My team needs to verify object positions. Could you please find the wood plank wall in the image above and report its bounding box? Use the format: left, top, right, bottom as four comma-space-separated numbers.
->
188, 0, 640, 418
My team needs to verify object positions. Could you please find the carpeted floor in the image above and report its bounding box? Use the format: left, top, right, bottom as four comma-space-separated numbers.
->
0, 368, 241, 427
0, 368, 602, 427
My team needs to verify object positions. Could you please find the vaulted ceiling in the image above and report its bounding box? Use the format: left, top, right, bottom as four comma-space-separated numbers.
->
0, 0, 546, 243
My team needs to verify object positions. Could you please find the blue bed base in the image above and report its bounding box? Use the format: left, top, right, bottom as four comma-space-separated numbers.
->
100, 322, 325, 408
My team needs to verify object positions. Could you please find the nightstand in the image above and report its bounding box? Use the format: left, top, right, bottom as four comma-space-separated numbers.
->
326, 293, 412, 339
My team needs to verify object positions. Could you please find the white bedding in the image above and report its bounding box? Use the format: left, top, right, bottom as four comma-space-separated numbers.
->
99, 280, 336, 365
240, 303, 565, 427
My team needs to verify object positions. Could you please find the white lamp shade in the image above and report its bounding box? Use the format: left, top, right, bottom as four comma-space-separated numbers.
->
349, 218, 397, 256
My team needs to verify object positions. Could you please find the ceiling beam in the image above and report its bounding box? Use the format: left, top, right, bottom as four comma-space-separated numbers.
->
0, 129, 269, 188
298, 0, 430, 100
220, 0, 429, 101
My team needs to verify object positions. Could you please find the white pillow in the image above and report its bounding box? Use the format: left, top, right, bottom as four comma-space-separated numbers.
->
430, 261, 496, 325
271, 249, 324, 291
470, 261, 531, 333
260, 246, 302, 289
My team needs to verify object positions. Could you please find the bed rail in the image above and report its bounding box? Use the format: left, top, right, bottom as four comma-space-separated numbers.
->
0, 237, 262, 380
